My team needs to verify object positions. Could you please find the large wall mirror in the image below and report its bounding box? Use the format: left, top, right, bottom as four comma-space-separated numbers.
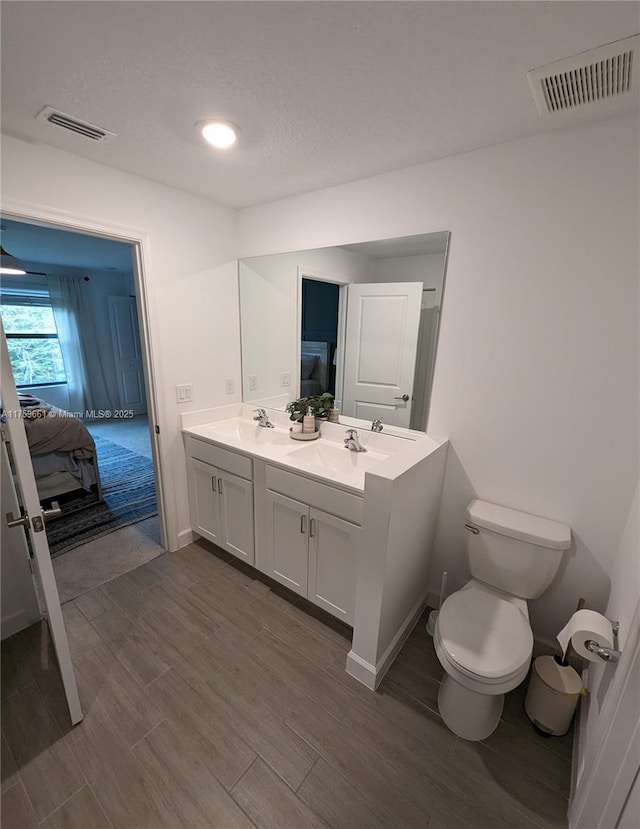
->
239, 231, 450, 436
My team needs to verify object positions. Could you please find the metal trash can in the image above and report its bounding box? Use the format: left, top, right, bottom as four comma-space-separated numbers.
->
524, 655, 585, 736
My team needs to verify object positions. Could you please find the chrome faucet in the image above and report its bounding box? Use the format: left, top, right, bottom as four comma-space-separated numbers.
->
344, 428, 366, 452
371, 418, 383, 432
253, 408, 274, 428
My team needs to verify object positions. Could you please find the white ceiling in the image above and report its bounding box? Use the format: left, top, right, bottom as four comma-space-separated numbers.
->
1, 2, 638, 210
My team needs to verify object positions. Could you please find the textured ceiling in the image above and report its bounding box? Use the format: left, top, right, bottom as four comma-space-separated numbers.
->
1, 2, 638, 209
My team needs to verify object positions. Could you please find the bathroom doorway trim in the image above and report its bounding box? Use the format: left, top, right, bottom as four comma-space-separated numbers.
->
1, 197, 168, 551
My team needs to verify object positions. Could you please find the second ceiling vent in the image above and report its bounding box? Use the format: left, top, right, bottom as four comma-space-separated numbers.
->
528, 34, 639, 118
36, 105, 116, 142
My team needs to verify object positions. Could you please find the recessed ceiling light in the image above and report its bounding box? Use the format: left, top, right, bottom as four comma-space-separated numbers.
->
197, 120, 239, 149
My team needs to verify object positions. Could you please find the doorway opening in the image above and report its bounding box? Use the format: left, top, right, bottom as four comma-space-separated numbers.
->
0, 217, 165, 601
301, 278, 340, 398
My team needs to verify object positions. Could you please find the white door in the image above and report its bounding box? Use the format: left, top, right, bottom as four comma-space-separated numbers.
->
570, 601, 640, 829
0, 323, 83, 725
1, 440, 41, 639
187, 457, 222, 546
219, 469, 255, 564
342, 282, 422, 428
108, 295, 146, 415
265, 490, 308, 596
308, 508, 360, 625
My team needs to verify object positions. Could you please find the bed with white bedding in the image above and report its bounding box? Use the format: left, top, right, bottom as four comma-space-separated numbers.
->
19, 394, 102, 502
300, 341, 330, 396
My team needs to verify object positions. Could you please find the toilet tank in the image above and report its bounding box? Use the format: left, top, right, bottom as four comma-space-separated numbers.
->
465, 500, 571, 599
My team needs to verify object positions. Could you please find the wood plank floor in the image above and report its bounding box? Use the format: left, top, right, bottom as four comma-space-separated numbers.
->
1, 540, 573, 828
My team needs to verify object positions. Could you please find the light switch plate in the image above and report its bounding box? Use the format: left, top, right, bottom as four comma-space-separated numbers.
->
176, 384, 193, 403
249, 375, 258, 391
280, 371, 291, 387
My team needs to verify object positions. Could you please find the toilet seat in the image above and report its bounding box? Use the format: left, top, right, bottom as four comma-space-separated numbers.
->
437, 586, 533, 682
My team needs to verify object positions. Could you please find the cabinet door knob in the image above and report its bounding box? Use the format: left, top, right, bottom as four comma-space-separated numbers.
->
300, 514, 307, 534
218, 478, 223, 494
211, 477, 217, 493
309, 518, 316, 538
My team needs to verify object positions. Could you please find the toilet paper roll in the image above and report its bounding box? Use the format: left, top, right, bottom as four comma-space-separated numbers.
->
557, 609, 614, 662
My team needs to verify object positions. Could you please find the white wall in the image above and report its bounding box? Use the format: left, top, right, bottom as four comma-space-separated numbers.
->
374, 252, 447, 305
1, 134, 238, 551
237, 115, 639, 643
239, 246, 372, 401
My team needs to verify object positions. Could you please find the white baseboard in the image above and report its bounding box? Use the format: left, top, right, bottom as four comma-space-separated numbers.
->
1, 609, 39, 641
345, 651, 377, 689
347, 589, 431, 690
176, 528, 195, 549
374, 589, 431, 687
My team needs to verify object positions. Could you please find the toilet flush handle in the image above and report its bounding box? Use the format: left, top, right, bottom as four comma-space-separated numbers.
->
464, 523, 479, 535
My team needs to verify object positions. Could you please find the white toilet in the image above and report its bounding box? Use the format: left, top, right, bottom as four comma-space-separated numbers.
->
434, 499, 571, 741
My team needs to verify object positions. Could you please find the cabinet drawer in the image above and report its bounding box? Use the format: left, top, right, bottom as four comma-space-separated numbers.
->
266, 465, 362, 526
185, 436, 252, 480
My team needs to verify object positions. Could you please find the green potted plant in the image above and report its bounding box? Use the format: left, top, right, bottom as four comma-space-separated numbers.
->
286, 392, 334, 423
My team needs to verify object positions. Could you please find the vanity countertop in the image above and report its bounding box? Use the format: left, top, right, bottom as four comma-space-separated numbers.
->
182, 404, 447, 495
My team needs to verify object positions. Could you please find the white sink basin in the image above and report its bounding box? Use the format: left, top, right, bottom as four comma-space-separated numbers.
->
186, 417, 393, 491
287, 441, 389, 475
203, 419, 290, 447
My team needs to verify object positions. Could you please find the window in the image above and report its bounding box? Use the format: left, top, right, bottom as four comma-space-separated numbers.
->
1, 292, 67, 387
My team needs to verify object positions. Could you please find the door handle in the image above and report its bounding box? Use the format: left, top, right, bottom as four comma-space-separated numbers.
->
300, 514, 307, 534
42, 502, 62, 523
5, 511, 30, 529
211, 476, 217, 492
394, 394, 410, 402
309, 518, 316, 538
218, 478, 223, 495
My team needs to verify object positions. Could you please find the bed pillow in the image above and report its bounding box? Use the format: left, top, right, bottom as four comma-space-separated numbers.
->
301, 355, 319, 380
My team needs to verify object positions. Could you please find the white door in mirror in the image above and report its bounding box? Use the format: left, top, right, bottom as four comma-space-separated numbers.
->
343, 282, 422, 428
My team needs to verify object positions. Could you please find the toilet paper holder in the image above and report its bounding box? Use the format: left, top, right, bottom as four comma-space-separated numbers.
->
584, 620, 621, 664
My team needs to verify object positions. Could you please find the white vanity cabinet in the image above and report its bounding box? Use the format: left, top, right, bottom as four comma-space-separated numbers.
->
261, 466, 362, 625
185, 437, 255, 564
182, 411, 449, 691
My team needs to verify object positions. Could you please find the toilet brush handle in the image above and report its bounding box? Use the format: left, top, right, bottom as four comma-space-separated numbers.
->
438, 571, 448, 610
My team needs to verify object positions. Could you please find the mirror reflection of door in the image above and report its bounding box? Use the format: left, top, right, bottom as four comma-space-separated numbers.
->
342, 282, 422, 428
240, 231, 450, 433
1, 320, 83, 726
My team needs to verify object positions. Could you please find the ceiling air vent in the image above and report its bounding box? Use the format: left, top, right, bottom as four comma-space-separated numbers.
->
528, 35, 640, 117
35, 106, 116, 141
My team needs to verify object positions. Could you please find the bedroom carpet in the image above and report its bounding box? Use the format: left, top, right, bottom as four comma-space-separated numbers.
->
46, 435, 158, 558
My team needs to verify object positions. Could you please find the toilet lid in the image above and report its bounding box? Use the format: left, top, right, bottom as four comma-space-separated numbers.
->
438, 588, 533, 680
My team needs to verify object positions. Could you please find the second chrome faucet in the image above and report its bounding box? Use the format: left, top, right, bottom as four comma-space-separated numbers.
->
253, 408, 274, 428
344, 429, 366, 452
